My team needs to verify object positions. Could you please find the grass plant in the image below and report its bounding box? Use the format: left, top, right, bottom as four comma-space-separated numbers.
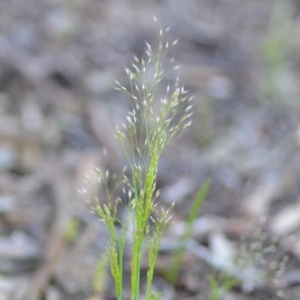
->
80, 27, 193, 300
78, 26, 288, 300
163, 180, 211, 283
206, 227, 288, 300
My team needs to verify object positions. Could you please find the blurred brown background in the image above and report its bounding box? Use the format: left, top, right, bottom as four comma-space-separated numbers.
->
1, 0, 300, 299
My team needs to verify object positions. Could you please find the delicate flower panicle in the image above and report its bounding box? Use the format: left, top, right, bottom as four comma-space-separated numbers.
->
235, 227, 289, 295
77, 167, 102, 207
114, 32, 192, 165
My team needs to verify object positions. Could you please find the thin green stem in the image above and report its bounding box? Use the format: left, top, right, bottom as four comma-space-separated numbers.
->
131, 233, 144, 300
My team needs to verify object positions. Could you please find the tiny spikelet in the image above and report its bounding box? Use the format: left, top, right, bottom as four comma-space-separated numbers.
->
108, 245, 122, 298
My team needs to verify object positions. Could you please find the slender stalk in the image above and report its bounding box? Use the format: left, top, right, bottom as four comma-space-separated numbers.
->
132, 235, 143, 300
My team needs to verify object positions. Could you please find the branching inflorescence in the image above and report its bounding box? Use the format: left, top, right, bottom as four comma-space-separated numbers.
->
80, 27, 193, 300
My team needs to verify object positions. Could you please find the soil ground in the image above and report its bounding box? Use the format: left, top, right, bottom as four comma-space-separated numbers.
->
1, 1, 300, 299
